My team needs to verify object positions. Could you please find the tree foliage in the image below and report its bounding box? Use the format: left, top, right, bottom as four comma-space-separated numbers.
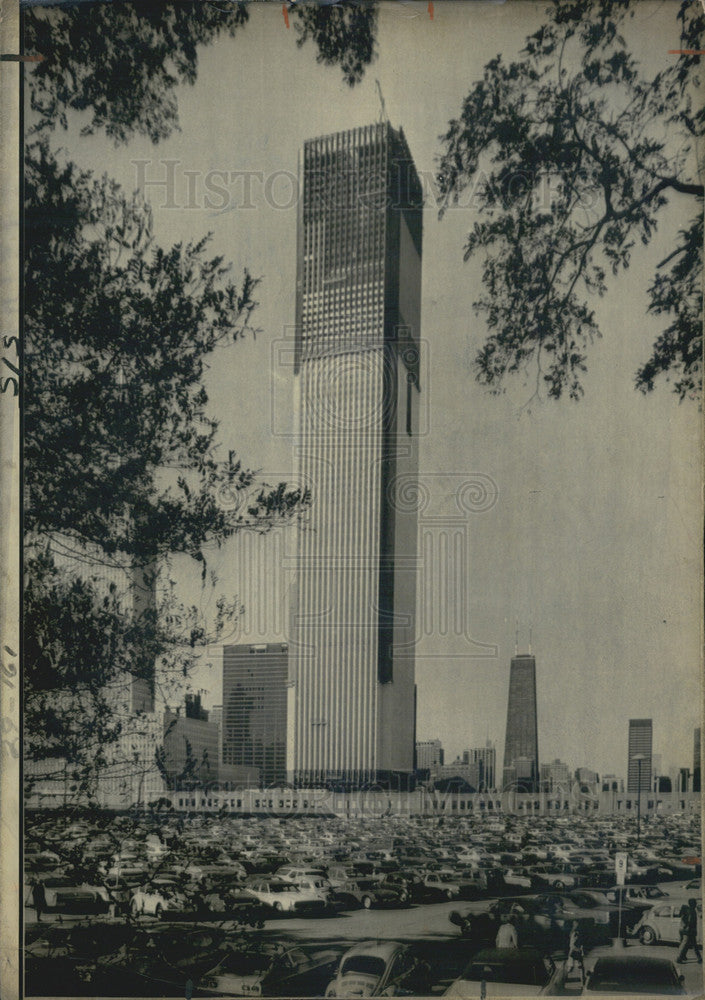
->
294, 2, 377, 87
25, 142, 304, 561
24, 142, 306, 786
24, 0, 377, 143
437, 0, 703, 402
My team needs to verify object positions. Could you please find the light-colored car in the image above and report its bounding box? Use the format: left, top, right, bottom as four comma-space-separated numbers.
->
276, 865, 327, 883
634, 900, 703, 946
531, 866, 576, 889
130, 879, 186, 917
325, 941, 429, 997
422, 873, 462, 899
244, 878, 328, 914
504, 868, 535, 889
444, 948, 564, 997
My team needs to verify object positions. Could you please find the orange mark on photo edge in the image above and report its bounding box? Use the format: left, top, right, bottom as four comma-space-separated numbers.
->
1, 54, 44, 62
668, 49, 705, 54
282, 4, 290, 29
428, 1, 434, 19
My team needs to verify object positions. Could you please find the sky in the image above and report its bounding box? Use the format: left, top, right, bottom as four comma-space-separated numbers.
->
46, 1, 702, 779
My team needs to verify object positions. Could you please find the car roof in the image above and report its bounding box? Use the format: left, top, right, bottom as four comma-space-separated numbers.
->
592, 956, 677, 972
341, 940, 404, 961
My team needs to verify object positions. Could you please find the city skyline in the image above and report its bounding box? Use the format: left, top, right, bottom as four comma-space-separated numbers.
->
64, 2, 702, 781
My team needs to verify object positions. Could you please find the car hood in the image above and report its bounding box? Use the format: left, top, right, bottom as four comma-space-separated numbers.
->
210, 972, 264, 995
333, 973, 381, 996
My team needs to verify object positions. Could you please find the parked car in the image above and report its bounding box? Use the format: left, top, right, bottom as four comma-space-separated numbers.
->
634, 900, 703, 946
325, 941, 430, 997
582, 954, 686, 995
381, 871, 427, 901
200, 943, 339, 997
421, 872, 462, 900
443, 948, 564, 997
276, 865, 327, 883
503, 868, 536, 890
244, 878, 326, 914
566, 890, 645, 934
331, 878, 408, 910
33, 879, 112, 917
530, 865, 576, 889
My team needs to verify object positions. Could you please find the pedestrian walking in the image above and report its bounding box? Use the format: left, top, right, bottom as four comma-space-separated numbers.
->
565, 921, 585, 983
677, 898, 702, 964
496, 914, 518, 949
31, 881, 46, 923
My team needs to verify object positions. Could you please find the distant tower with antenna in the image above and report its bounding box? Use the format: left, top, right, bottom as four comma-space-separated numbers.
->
503, 628, 539, 793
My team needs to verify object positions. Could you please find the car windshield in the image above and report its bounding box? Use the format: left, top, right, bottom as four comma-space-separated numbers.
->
571, 894, 598, 907
588, 961, 681, 994
222, 952, 272, 975
463, 960, 550, 986
270, 884, 296, 893
341, 956, 387, 979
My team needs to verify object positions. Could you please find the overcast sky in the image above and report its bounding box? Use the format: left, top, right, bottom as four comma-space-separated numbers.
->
50, 1, 702, 779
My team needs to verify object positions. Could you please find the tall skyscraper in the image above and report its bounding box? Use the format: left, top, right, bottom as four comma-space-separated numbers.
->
503, 653, 539, 791
693, 727, 701, 793
289, 123, 423, 787
627, 718, 653, 792
223, 643, 289, 787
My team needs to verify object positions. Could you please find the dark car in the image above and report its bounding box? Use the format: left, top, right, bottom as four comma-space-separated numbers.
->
331, 878, 408, 910
200, 944, 339, 997
583, 955, 686, 995
444, 947, 562, 997
380, 872, 427, 901
567, 889, 645, 934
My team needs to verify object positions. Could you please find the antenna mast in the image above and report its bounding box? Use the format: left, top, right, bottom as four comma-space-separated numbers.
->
375, 79, 388, 124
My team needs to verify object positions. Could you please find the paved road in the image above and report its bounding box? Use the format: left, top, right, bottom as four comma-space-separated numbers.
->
25, 894, 705, 996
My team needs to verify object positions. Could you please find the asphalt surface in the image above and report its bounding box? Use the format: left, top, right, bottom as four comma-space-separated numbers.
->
25, 890, 705, 997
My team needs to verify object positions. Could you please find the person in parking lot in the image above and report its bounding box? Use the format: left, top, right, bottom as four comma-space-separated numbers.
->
677, 898, 702, 964
565, 921, 585, 982
495, 914, 518, 949
31, 880, 46, 923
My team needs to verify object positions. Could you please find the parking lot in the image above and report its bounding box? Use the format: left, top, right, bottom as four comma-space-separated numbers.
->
23, 808, 702, 996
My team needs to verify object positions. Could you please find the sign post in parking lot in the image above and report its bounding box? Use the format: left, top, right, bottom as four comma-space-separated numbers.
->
615, 852, 628, 886
615, 853, 628, 943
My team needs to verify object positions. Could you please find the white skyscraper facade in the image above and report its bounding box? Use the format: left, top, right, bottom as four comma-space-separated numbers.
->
288, 123, 423, 787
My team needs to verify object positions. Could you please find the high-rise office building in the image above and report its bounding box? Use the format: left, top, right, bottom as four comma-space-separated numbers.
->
503, 653, 539, 791
465, 742, 497, 790
288, 123, 423, 787
627, 718, 653, 792
416, 739, 444, 772
162, 699, 218, 787
693, 727, 701, 793
541, 758, 571, 792
223, 643, 289, 787
210, 704, 223, 764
